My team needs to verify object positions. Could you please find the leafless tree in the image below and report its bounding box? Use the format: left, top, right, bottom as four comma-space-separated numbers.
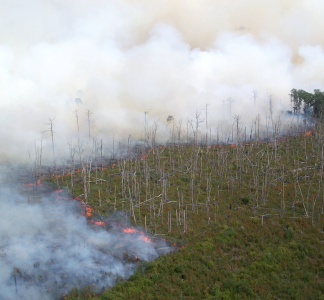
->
252, 90, 258, 113
43, 118, 55, 164
227, 98, 235, 124
74, 110, 80, 136
85, 109, 93, 142
144, 109, 152, 146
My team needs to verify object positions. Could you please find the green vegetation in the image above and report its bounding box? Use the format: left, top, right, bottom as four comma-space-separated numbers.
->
290, 88, 324, 117
45, 122, 324, 300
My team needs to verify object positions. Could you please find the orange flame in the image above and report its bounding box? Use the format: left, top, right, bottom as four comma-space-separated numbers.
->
230, 143, 235, 148
139, 236, 151, 243
84, 207, 93, 217
123, 227, 142, 234
305, 131, 311, 136
95, 221, 105, 226
23, 180, 43, 187
122, 227, 151, 243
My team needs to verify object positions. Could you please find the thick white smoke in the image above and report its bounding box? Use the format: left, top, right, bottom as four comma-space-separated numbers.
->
0, 0, 323, 158
0, 183, 168, 300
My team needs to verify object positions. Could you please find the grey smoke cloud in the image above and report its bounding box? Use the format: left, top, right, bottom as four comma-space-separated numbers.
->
0, 0, 323, 161
0, 185, 167, 300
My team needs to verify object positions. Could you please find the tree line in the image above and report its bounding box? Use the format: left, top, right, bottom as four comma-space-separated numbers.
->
290, 88, 324, 117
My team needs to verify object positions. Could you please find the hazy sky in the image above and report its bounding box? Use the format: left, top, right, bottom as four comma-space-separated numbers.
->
1, 0, 324, 161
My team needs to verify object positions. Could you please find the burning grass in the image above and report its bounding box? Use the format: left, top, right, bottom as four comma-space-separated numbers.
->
0, 175, 171, 300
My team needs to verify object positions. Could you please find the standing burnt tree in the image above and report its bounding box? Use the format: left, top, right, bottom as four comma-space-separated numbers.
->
43, 118, 55, 165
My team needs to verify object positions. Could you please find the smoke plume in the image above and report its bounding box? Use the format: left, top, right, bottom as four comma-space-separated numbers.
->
0, 0, 323, 161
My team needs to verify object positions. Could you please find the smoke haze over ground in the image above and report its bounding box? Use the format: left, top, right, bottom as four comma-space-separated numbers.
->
0, 179, 167, 300
1, 0, 324, 161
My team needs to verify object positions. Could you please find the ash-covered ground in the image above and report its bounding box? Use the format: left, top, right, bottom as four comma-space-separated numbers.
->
0, 165, 171, 300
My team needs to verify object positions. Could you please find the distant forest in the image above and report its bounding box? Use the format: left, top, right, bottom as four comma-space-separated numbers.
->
290, 89, 324, 117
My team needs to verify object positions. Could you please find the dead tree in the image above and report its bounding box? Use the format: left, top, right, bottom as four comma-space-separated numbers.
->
227, 98, 235, 124
43, 118, 55, 164
85, 109, 93, 142
74, 109, 80, 136
252, 90, 258, 113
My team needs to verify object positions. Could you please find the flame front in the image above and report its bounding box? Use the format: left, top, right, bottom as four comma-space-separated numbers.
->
84, 206, 92, 217
23, 179, 42, 186
95, 221, 104, 226
123, 227, 142, 234
139, 236, 151, 243
123, 227, 151, 243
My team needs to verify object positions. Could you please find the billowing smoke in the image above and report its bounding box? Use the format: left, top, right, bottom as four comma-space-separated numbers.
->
0, 0, 323, 161
0, 180, 169, 300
